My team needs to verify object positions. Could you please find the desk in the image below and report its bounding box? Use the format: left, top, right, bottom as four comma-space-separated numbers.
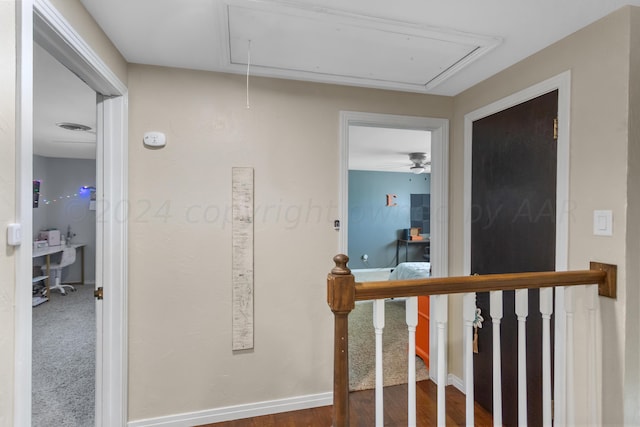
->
33, 243, 86, 297
396, 238, 430, 265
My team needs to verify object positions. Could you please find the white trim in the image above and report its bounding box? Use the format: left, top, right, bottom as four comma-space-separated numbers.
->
218, 0, 501, 94
462, 70, 571, 423
338, 111, 449, 383
95, 98, 105, 424
16, 1, 129, 426
96, 93, 129, 427
448, 373, 465, 394
127, 392, 333, 427
14, 1, 35, 426
33, 0, 126, 96
553, 71, 571, 427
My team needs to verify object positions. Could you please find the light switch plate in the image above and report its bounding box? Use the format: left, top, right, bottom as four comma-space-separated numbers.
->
593, 210, 613, 236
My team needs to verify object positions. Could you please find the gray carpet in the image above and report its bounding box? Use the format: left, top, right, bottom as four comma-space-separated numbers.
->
32, 283, 95, 427
349, 300, 429, 391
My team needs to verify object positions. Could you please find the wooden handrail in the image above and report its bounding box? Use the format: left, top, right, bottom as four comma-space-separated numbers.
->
326, 254, 617, 427
355, 268, 611, 301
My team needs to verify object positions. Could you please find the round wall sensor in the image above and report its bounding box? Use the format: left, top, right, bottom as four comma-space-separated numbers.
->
143, 131, 166, 148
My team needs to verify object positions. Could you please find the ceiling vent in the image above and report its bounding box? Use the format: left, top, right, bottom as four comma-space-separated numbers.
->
56, 122, 92, 132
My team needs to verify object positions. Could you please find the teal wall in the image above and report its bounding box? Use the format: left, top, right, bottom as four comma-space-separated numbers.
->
348, 170, 430, 268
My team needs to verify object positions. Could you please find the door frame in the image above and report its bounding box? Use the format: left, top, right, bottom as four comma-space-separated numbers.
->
15, 1, 129, 426
339, 111, 449, 381
462, 71, 571, 423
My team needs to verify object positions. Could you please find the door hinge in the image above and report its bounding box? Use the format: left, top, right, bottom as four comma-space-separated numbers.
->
553, 117, 558, 140
94, 287, 104, 300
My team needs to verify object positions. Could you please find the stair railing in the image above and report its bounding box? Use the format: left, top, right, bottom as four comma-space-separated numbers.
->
327, 254, 616, 427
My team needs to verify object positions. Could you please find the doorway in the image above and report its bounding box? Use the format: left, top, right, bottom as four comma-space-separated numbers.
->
471, 90, 558, 427
347, 125, 431, 390
15, 3, 128, 426
339, 111, 449, 383
31, 42, 98, 426
463, 71, 571, 425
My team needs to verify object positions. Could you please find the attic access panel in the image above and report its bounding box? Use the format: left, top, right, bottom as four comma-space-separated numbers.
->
226, 3, 500, 92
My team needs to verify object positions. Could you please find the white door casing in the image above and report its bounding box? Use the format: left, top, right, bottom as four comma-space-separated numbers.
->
339, 111, 449, 382
15, 1, 128, 426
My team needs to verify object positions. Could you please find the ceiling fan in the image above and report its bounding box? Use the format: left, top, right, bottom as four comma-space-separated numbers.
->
408, 152, 430, 174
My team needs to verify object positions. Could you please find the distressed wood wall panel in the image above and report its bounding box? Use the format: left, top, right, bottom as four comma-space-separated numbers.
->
232, 167, 254, 350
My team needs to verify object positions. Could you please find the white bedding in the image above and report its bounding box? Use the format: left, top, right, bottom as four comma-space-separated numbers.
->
389, 262, 431, 280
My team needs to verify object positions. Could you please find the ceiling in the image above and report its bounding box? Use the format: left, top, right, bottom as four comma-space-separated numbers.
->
80, 0, 640, 96
37, 0, 640, 162
349, 126, 431, 173
34, 43, 96, 159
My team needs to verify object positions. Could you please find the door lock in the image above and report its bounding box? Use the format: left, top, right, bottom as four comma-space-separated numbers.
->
94, 287, 104, 300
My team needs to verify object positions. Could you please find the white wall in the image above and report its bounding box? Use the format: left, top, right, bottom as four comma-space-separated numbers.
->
33, 155, 96, 283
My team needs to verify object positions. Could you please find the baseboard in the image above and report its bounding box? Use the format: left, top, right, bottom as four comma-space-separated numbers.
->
127, 392, 333, 427
127, 376, 465, 426
448, 373, 465, 394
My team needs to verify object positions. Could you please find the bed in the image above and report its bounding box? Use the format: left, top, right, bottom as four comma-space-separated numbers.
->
389, 262, 431, 280
388, 261, 431, 366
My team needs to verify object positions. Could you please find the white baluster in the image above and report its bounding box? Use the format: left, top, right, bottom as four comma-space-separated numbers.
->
515, 289, 528, 427
463, 293, 476, 426
554, 287, 567, 426
586, 284, 600, 426
565, 286, 575, 426
434, 294, 448, 427
540, 287, 553, 427
490, 291, 503, 427
373, 299, 385, 427
406, 297, 418, 427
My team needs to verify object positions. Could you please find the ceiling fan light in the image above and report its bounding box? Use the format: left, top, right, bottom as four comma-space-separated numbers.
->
409, 152, 427, 163
410, 165, 425, 174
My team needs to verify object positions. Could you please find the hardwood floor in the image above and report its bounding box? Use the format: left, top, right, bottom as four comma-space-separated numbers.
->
201, 380, 493, 426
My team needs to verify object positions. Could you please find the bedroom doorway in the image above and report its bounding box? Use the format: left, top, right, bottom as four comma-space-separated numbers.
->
15, 3, 129, 426
347, 125, 431, 390
338, 111, 449, 387
31, 41, 98, 426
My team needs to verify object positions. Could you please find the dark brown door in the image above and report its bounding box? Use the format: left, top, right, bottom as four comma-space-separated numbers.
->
471, 90, 558, 427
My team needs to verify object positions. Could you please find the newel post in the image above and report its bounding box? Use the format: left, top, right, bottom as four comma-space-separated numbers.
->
327, 254, 355, 427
